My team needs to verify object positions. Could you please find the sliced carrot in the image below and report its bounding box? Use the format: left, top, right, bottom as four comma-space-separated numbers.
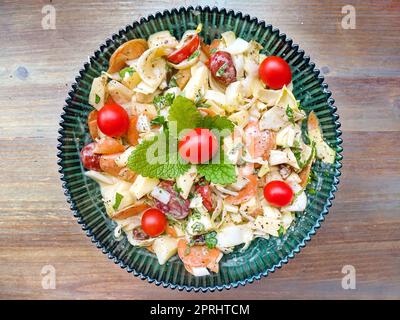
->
126, 115, 140, 146
93, 137, 125, 154
112, 202, 150, 220
299, 162, 312, 188
201, 39, 220, 57
307, 111, 319, 132
87, 110, 99, 140
177, 239, 222, 273
165, 225, 178, 238
225, 174, 258, 205
108, 39, 148, 73
244, 121, 276, 160
198, 107, 217, 117
146, 245, 155, 254
99, 153, 123, 176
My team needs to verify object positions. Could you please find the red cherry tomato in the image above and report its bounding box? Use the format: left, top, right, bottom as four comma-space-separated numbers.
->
178, 128, 219, 164
208, 51, 237, 85
97, 99, 129, 137
259, 56, 292, 89
263, 180, 294, 207
195, 183, 213, 211
80, 142, 101, 171
141, 208, 167, 237
167, 34, 200, 64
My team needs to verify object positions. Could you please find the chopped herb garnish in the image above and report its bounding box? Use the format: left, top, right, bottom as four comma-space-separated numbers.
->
188, 50, 200, 61
210, 48, 217, 54
196, 101, 211, 108
191, 222, 205, 234
112, 192, 124, 211
286, 105, 295, 124
308, 188, 316, 195
278, 225, 285, 237
168, 76, 178, 88
166, 215, 177, 226
216, 62, 228, 77
173, 183, 183, 194
204, 231, 218, 249
190, 210, 202, 220
119, 67, 134, 79
95, 94, 100, 104
153, 93, 175, 109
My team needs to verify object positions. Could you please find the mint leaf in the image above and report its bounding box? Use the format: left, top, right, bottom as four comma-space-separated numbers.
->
168, 96, 202, 135
201, 115, 234, 136
112, 192, 124, 211
127, 134, 190, 179
197, 162, 236, 185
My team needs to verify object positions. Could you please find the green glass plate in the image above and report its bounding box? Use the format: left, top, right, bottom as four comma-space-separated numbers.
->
57, 6, 343, 292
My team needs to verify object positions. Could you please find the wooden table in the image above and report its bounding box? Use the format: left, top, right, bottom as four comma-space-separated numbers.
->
0, 0, 399, 300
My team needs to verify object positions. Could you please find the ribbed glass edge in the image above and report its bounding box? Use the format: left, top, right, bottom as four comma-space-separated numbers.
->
57, 5, 343, 292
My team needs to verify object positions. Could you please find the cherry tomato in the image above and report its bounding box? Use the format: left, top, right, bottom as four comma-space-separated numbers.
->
195, 183, 213, 211
263, 180, 294, 207
167, 34, 200, 64
141, 208, 167, 237
80, 142, 101, 171
259, 56, 292, 89
178, 128, 219, 164
208, 51, 237, 85
97, 99, 129, 137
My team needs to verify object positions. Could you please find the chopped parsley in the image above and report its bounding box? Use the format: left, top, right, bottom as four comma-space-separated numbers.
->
119, 66, 134, 79
204, 231, 218, 249
278, 225, 285, 237
95, 94, 101, 104
173, 183, 183, 194
153, 93, 175, 109
308, 188, 316, 195
210, 48, 217, 54
188, 50, 200, 61
168, 76, 178, 88
112, 192, 124, 211
190, 210, 202, 220
286, 105, 295, 124
216, 62, 228, 77
191, 222, 205, 234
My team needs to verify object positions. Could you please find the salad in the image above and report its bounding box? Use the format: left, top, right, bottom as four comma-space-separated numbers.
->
81, 25, 335, 277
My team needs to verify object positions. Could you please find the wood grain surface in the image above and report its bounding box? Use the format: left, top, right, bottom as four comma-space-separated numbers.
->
0, 0, 399, 300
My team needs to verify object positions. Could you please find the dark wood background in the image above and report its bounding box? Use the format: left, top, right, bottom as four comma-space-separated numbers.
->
0, 0, 399, 299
